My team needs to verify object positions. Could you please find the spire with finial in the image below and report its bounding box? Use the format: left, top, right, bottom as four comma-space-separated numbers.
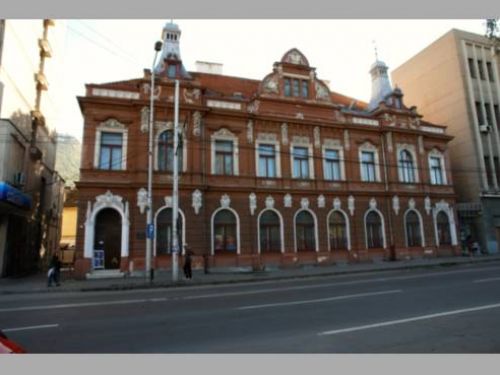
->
367, 43, 393, 111
372, 40, 379, 61
154, 20, 190, 78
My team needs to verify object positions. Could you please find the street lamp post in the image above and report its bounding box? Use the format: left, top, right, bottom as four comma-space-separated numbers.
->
146, 40, 163, 282
171, 79, 180, 282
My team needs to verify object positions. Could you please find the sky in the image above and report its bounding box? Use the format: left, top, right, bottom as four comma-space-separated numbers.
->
58, 19, 488, 140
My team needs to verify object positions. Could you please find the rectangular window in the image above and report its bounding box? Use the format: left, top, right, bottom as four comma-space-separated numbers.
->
495, 157, 500, 187
215, 140, 234, 175
478, 59, 485, 80
475, 101, 485, 125
485, 156, 494, 187
292, 79, 300, 97
324, 149, 341, 181
293, 146, 310, 179
99, 132, 123, 170
485, 102, 493, 126
430, 156, 444, 185
301, 80, 309, 98
468, 58, 476, 78
361, 151, 376, 182
258, 144, 277, 178
494, 105, 500, 128
486, 62, 495, 82
284, 78, 291, 97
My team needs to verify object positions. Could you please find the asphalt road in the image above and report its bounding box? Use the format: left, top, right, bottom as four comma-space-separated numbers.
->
1, 262, 500, 353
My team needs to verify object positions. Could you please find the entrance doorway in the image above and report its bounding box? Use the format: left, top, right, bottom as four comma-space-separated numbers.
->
94, 208, 121, 269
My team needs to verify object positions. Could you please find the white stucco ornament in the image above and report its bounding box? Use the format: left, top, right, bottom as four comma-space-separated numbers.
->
369, 198, 377, 210
220, 194, 231, 208
192, 189, 202, 215
249, 193, 257, 215
140, 107, 149, 134
164, 196, 173, 208
425, 196, 432, 215
281, 123, 288, 145
265, 196, 275, 209
284, 193, 292, 208
300, 198, 310, 209
317, 195, 325, 208
247, 120, 254, 144
137, 188, 148, 214
333, 197, 341, 210
408, 198, 416, 210
392, 195, 400, 215
314, 126, 321, 149
348, 195, 355, 216
192, 111, 202, 137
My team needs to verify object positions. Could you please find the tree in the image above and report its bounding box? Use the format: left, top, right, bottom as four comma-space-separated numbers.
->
486, 18, 500, 43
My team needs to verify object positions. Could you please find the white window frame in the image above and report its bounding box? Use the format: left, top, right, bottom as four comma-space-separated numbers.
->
358, 142, 381, 182
428, 148, 447, 185
211, 128, 239, 176
364, 208, 387, 249
93, 119, 128, 171
154, 122, 188, 172
290, 138, 314, 179
322, 139, 345, 181
397, 144, 419, 183
293, 208, 319, 252
257, 208, 285, 253
210, 207, 241, 255
403, 208, 425, 247
255, 137, 281, 178
326, 208, 351, 250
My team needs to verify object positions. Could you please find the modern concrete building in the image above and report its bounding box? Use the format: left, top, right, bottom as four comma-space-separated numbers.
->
0, 20, 66, 276
393, 29, 500, 254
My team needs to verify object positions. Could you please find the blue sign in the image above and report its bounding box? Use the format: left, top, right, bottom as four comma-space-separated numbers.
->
0, 182, 32, 209
93, 250, 105, 270
147, 224, 154, 239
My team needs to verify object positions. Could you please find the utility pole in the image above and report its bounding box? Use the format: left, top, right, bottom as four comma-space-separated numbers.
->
146, 41, 163, 282
171, 79, 180, 282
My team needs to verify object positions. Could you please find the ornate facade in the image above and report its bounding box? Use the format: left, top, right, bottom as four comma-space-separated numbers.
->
74, 22, 459, 278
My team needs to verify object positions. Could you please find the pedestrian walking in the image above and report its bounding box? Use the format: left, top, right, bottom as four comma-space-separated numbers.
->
183, 250, 192, 279
47, 254, 62, 287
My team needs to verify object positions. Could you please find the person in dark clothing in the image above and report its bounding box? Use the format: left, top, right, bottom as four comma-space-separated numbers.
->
47, 254, 62, 287
203, 254, 210, 274
183, 251, 192, 279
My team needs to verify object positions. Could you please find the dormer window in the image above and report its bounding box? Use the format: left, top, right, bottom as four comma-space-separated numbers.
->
301, 80, 309, 98
292, 79, 300, 97
284, 78, 291, 97
168, 65, 177, 78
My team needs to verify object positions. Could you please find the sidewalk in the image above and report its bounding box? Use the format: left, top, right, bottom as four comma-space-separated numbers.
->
1, 253, 500, 295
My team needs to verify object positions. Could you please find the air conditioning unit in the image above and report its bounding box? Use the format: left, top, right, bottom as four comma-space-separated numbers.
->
479, 124, 490, 133
13, 172, 26, 187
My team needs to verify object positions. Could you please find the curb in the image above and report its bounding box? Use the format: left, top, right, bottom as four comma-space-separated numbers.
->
1, 256, 499, 295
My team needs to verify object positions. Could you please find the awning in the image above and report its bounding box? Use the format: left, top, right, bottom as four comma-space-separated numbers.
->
0, 182, 32, 210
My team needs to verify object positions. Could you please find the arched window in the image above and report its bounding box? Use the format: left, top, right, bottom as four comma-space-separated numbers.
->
259, 210, 281, 252
405, 210, 422, 247
366, 211, 384, 248
158, 130, 182, 172
156, 208, 183, 255
328, 211, 347, 250
399, 150, 416, 183
213, 210, 237, 253
295, 210, 316, 251
436, 211, 451, 246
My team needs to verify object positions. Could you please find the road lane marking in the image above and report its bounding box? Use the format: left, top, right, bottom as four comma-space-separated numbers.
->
318, 302, 500, 336
185, 266, 500, 300
237, 289, 402, 310
473, 277, 500, 283
2, 265, 499, 313
0, 297, 172, 313
2, 324, 59, 333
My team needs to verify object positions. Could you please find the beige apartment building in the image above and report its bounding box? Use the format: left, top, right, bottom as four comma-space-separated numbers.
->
392, 29, 500, 254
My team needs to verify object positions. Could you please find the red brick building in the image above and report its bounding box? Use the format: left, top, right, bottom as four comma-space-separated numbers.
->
74, 22, 459, 278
